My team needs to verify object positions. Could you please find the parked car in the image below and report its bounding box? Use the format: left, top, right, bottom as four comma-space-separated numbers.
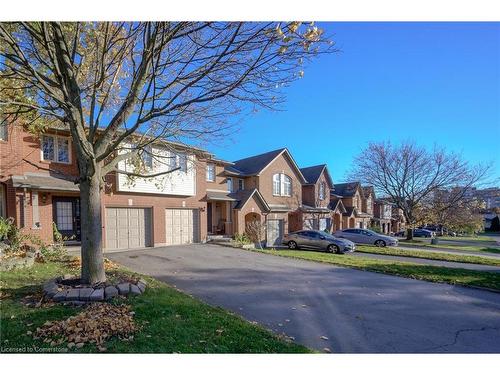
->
394, 230, 406, 237
334, 229, 399, 247
282, 230, 356, 254
413, 228, 435, 238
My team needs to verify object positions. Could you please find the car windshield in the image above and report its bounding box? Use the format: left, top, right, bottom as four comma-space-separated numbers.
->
363, 229, 377, 235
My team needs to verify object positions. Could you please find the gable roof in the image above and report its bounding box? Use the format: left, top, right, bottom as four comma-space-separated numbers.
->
332, 182, 363, 198
362, 186, 375, 199
299, 164, 334, 187
229, 188, 270, 211
229, 148, 307, 183
329, 197, 347, 213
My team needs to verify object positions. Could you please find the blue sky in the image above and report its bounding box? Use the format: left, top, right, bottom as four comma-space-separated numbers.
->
206, 22, 500, 182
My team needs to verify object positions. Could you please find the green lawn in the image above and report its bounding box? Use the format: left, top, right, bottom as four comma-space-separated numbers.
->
0, 260, 309, 353
255, 249, 500, 291
400, 242, 500, 255
356, 245, 500, 267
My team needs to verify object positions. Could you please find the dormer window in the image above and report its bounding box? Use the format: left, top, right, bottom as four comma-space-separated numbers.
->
273, 173, 292, 196
227, 177, 233, 192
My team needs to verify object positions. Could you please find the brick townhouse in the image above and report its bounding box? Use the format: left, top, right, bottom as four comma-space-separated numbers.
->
0, 123, 212, 250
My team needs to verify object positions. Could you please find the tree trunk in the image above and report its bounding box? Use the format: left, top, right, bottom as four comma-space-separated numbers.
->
79, 166, 106, 284
406, 227, 414, 240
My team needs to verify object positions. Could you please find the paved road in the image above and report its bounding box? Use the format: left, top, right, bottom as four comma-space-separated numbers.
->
108, 244, 500, 353
351, 252, 500, 272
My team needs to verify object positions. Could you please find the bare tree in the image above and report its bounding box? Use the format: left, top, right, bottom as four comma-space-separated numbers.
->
349, 141, 490, 239
245, 219, 265, 250
0, 22, 334, 283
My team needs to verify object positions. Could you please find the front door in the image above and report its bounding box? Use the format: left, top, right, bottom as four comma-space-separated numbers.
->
53, 197, 81, 241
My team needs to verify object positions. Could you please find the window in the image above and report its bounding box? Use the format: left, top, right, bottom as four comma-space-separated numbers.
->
32, 192, 40, 228
319, 182, 326, 200
0, 122, 7, 141
272, 173, 292, 196
167, 151, 187, 172
167, 151, 177, 170
273, 174, 281, 195
0, 184, 5, 218
206, 163, 215, 181
142, 146, 153, 169
177, 152, 187, 173
238, 179, 244, 191
227, 177, 233, 192
42, 135, 70, 163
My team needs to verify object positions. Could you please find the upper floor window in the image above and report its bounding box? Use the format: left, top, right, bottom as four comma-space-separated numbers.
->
206, 163, 215, 182
142, 146, 153, 169
42, 135, 70, 164
0, 122, 8, 141
177, 152, 187, 173
238, 179, 244, 191
272, 173, 292, 196
319, 182, 326, 200
227, 177, 233, 192
166, 151, 187, 173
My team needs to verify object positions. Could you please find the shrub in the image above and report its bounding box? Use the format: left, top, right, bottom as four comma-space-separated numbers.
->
233, 233, 252, 245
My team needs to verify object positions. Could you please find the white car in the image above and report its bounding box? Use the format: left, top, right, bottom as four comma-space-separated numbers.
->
334, 229, 398, 247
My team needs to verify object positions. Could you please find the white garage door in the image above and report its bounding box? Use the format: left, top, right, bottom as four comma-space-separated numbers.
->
165, 208, 200, 245
267, 219, 284, 247
105, 208, 152, 250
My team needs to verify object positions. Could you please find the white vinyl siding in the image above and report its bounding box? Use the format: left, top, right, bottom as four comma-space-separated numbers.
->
117, 144, 196, 196
272, 173, 292, 196
165, 208, 200, 245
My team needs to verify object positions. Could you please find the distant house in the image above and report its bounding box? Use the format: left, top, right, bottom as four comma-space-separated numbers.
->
331, 182, 372, 229
373, 199, 392, 234
299, 164, 335, 232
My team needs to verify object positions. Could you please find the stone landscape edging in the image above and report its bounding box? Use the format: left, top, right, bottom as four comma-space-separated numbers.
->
43, 276, 147, 304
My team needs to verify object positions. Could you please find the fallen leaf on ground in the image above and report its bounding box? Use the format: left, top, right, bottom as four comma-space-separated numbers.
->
34, 303, 138, 349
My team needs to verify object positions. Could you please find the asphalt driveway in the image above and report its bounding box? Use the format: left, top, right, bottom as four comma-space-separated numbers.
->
107, 244, 500, 353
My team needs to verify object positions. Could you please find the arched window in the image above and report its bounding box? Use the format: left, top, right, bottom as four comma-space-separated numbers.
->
272, 173, 292, 196
283, 175, 292, 196
319, 182, 325, 200
273, 173, 281, 195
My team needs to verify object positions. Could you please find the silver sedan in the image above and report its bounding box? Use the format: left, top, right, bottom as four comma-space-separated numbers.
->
334, 228, 398, 247
282, 230, 356, 253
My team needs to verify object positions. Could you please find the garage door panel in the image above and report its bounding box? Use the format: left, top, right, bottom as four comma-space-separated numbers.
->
105, 208, 151, 250
165, 208, 200, 245
267, 219, 284, 247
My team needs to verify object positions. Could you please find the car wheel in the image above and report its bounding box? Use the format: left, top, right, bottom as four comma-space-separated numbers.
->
375, 240, 386, 247
327, 244, 340, 254
288, 241, 298, 250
